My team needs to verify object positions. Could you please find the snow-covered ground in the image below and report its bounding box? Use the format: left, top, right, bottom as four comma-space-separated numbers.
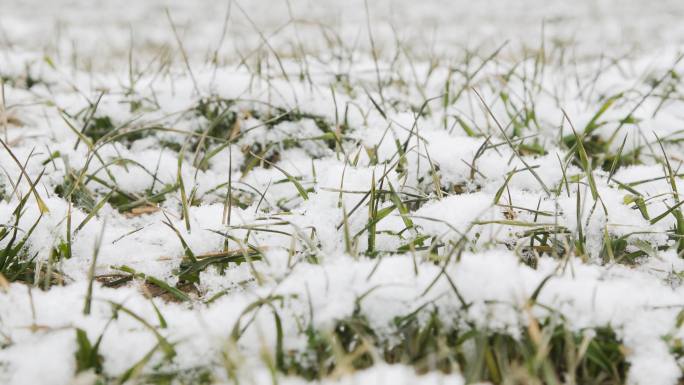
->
2, 1, 684, 384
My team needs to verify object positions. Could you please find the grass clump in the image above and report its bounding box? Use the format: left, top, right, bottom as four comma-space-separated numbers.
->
265, 311, 629, 385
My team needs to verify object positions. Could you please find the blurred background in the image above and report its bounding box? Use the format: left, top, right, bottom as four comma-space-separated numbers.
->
2, 0, 684, 69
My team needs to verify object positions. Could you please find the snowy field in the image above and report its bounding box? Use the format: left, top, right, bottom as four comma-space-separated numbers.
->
3, 1, 684, 384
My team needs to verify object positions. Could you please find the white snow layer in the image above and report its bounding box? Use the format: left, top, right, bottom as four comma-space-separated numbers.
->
2, 0, 684, 384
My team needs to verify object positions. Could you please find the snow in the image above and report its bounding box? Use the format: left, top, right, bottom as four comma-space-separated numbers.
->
2, 0, 684, 384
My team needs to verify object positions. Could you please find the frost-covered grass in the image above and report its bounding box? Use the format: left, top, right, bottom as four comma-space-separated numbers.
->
2, 1, 684, 384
